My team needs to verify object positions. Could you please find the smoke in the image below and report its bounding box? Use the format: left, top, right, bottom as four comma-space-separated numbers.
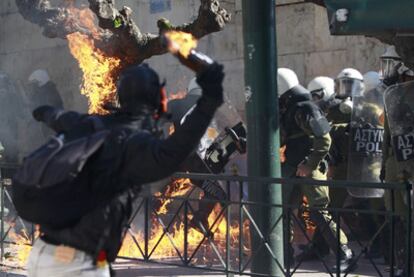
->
0, 72, 60, 164
0, 0, 93, 164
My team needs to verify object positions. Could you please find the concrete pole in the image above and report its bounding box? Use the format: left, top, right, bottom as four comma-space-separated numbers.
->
241, 0, 284, 275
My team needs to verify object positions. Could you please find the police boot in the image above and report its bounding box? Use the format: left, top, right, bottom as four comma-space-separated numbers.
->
297, 229, 330, 261
189, 205, 214, 236
394, 220, 408, 277
190, 180, 227, 236
365, 238, 383, 260
332, 244, 357, 273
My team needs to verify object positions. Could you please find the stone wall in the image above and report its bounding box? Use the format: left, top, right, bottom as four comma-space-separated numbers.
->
276, 1, 386, 85
0, 0, 387, 160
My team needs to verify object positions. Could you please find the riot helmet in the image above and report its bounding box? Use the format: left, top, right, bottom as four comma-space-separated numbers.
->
379, 46, 414, 85
380, 46, 402, 81
307, 76, 334, 102
28, 69, 50, 87
363, 71, 381, 92
277, 68, 310, 111
335, 68, 364, 99
277, 68, 299, 97
116, 64, 166, 116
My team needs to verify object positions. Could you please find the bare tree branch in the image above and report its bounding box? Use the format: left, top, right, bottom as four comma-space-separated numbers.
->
16, 0, 95, 38
15, 0, 231, 66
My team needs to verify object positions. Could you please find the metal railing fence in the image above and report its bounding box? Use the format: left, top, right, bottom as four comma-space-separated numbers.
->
0, 169, 411, 277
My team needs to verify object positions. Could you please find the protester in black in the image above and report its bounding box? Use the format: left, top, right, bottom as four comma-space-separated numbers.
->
25, 63, 225, 277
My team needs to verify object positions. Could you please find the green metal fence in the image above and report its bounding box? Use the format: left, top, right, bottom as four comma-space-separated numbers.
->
0, 169, 412, 276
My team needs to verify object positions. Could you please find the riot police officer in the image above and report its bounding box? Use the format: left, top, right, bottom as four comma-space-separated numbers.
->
381, 46, 414, 277
327, 69, 364, 200
278, 68, 354, 272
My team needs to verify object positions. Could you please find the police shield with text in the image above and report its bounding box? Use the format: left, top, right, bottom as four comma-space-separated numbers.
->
347, 77, 385, 198
381, 47, 414, 276
384, 81, 414, 166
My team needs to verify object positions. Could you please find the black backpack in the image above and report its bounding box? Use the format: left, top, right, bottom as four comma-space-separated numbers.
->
12, 117, 114, 227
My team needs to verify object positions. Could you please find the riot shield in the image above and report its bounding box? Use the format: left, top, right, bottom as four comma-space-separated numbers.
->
384, 81, 414, 163
347, 85, 385, 198
181, 101, 247, 167
172, 99, 247, 232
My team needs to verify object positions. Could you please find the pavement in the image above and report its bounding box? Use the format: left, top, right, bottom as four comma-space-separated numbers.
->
111, 257, 388, 277
0, 255, 390, 277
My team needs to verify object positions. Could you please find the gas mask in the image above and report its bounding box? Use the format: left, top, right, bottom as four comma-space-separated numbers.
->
380, 57, 402, 81
335, 78, 364, 100
339, 97, 353, 114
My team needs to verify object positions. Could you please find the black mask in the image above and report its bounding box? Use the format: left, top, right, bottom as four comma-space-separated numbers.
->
117, 64, 164, 115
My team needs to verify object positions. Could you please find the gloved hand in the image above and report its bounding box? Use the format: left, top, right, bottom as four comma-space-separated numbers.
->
32, 105, 53, 122
196, 63, 225, 105
380, 167, 386, 182
296, 161, 312, 178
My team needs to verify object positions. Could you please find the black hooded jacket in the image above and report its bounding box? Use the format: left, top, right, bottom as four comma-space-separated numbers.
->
34, 95, 218, 263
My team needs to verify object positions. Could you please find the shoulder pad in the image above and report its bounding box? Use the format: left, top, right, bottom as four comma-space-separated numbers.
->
296, 101, 331, 137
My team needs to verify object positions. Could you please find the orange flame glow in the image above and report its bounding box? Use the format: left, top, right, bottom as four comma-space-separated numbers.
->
66, 8, 121, 114
168, 91, 187, 101
119, 179, 251, 262
280, 145, 286, 163
8, 227, 39, 268
154, 178, 193, 215
8, 180, 250, 267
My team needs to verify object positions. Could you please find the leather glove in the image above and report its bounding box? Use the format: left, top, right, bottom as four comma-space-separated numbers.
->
380, 167, 386, 182
32, 105, 53, 122
196, 63, 225, 106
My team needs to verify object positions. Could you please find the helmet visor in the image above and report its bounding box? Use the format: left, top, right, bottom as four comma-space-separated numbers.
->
310, 88, 325, 101
335, 78, 363, 99
380, 58, 401, 80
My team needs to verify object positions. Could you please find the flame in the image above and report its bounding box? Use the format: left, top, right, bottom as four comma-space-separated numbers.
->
7, 227, 39, 268
280, 145, 286, 163
169, 124, 175, 135
379, 111, 385, 126
301, 196, 316, 231
66, 8, 121, 114
168, 91, 187, 101
154, 178, 193, 215
165, 31, 198, 58
6, 179, 250, 266
119, 179, 251, 262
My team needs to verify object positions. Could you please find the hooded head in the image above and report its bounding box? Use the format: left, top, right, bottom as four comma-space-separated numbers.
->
116, 64, 166, 116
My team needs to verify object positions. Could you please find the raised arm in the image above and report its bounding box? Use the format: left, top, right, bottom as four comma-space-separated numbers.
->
124, 64, 225, 183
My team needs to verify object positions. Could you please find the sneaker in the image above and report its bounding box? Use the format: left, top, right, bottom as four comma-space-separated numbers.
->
331, 245, 358, 273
